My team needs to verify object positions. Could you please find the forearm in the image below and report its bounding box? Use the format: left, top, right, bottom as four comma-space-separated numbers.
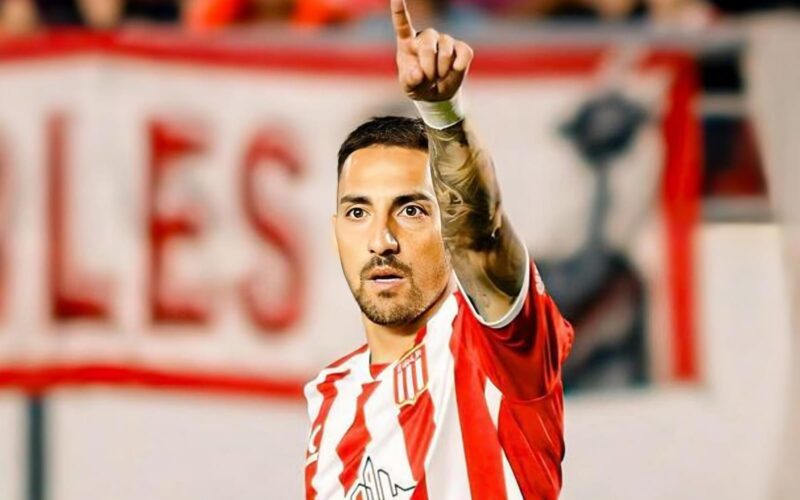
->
426, 118, 528, 310
427, 119, 499, 252
389, 0, 528, 319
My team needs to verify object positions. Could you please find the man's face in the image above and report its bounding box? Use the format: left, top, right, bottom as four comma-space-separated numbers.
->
334, 145, 450, 326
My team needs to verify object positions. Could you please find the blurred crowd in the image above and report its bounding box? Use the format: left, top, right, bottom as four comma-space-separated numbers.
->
0, 0, 797, 35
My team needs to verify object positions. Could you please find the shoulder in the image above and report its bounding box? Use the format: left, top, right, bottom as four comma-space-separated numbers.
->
303, 343, 368, 403
325, 343, 369, 370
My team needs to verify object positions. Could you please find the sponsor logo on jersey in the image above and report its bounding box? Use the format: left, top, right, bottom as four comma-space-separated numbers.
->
393, 343, 429, 407
349, 457, 413, 500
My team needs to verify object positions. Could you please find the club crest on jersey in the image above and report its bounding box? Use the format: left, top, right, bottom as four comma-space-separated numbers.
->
393, 343, 429, 407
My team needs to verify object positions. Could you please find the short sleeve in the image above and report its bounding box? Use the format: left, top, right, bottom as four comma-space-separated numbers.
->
455, 258, 574, 401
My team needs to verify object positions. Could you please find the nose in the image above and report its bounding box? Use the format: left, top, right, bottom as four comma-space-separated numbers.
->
368, 214, 399, 257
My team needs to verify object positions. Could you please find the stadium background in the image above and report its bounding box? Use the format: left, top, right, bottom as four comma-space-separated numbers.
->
0, 1, 797, 499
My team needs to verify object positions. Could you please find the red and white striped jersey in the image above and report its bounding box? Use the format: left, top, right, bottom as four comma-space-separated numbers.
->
304, 260, 574, 499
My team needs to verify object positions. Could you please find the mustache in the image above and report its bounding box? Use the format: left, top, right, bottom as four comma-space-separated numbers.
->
360, 255, 412, 280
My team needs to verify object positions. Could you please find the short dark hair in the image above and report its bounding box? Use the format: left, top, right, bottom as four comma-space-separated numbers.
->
337, 116, 428, 178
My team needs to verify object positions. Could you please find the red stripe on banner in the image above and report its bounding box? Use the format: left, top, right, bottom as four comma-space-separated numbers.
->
306, 370, 350, 500
449, 319, 508, 499
0, 364, 305, 400
0, 30, 607, 78
336, 381, 380, 495
639, 51, 702, 381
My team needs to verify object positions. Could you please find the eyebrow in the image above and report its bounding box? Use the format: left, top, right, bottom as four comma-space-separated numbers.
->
338, 192, 434, 207
393, 193, 434, 207
339, 194, 370, 206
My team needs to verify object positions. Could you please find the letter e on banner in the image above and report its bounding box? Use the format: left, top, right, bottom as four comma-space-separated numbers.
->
240, 127, 305, 333
147, 118, 211, 325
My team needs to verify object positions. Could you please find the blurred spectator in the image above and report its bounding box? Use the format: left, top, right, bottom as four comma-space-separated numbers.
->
185, 0, 296, 31
358, 0, 488, 35
2, 0, 797, 37
402, 0, 450, 25
75, 0, 125, 28
0, 0, 38, 35
646, 0, 714, 25
292, 0, 379, 27
183, 0, 450, 31
709, 0, 800, 13
487, 0, 714, 24
30, 0, 178, 29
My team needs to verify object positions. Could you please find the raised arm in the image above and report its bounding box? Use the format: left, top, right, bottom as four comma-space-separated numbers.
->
391, 0, 528, 323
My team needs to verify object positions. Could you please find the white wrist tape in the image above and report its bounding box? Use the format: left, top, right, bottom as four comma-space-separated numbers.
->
413, 92, 465, 130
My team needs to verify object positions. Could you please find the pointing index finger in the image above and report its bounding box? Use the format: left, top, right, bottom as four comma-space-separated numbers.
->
390, 0, 415, 41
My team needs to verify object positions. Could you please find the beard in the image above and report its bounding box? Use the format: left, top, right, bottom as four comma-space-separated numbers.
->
355, 283, 427, 326
353, 255, 430, 326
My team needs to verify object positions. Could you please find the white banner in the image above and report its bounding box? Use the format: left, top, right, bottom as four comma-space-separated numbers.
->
747, 14, 800, 499
0, 33, 699, 398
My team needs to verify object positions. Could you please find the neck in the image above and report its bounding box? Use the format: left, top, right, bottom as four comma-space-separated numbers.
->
364, 278, 455, 365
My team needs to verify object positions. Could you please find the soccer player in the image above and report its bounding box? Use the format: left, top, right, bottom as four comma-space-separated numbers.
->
304, 1, 574, 498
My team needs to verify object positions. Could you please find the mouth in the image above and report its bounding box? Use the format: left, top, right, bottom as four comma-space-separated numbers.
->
365, 267, 407, 289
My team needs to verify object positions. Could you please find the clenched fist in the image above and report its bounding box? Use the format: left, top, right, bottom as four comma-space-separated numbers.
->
391, 0, 473, 102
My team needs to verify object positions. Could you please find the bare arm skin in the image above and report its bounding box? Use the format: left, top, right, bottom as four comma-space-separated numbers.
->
427, 120, 528, 321
391, 0, 528, 322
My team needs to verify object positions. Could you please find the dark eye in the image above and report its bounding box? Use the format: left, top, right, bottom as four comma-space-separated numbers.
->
347, 207, 366, 219
402, 205, 424, 217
